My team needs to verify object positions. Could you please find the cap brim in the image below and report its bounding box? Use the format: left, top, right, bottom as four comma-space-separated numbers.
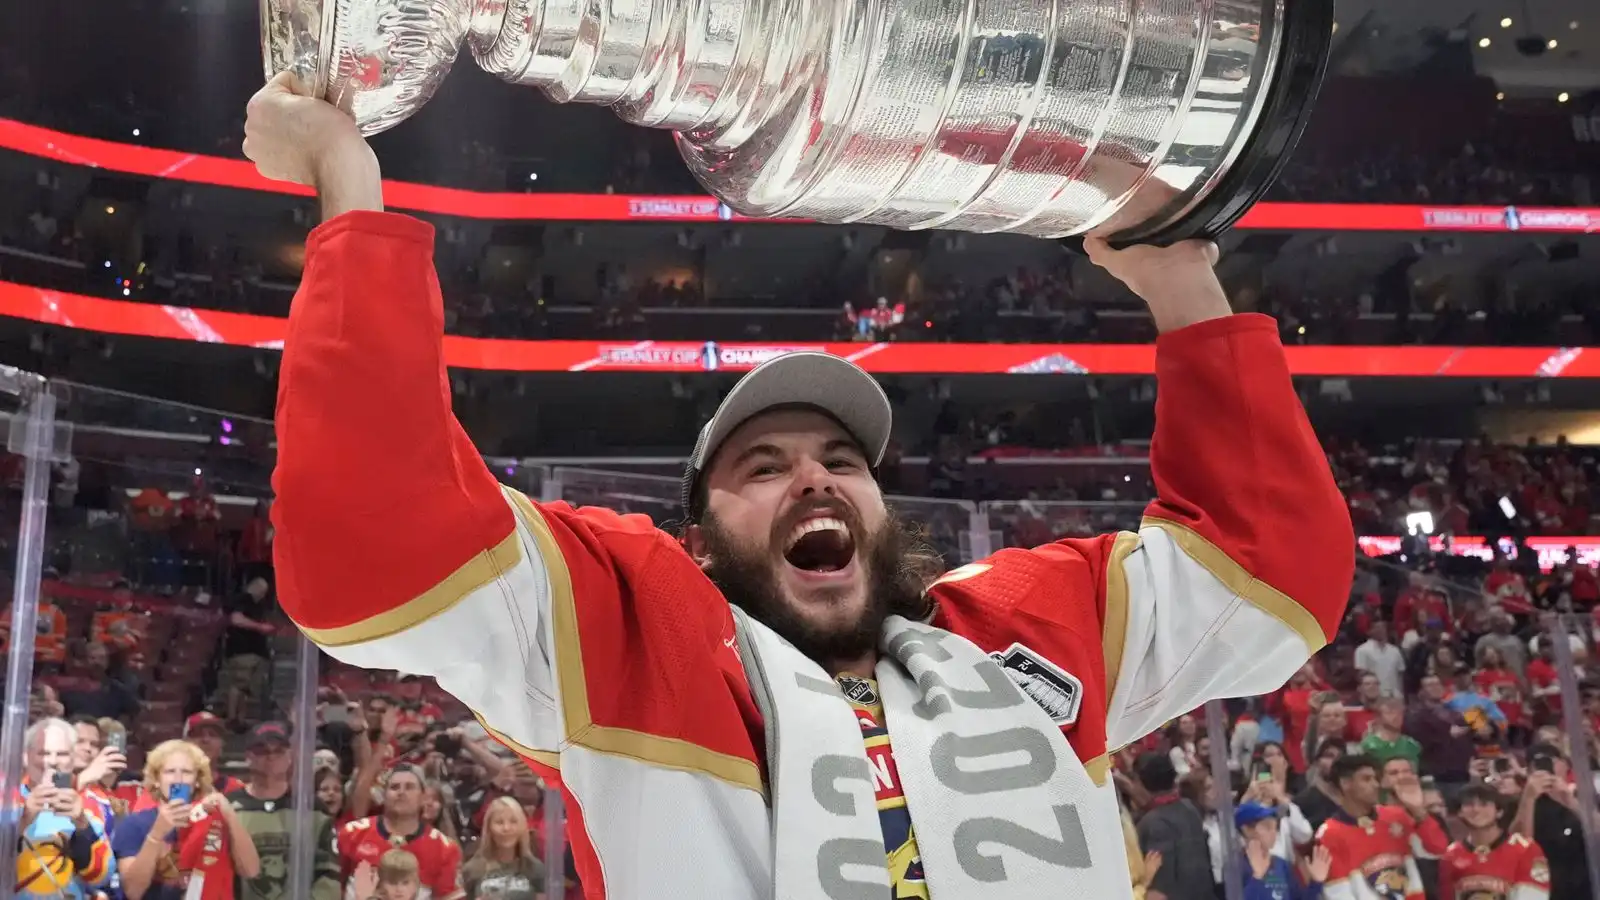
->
691, 352, 891, 474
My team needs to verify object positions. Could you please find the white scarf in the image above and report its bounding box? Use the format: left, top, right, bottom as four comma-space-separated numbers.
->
731, 608, 1130, 900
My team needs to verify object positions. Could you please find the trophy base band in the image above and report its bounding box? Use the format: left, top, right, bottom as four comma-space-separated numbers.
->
1107, 0, 1334, 246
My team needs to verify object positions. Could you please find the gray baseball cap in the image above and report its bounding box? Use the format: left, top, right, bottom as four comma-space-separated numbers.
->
681, 352, 891, 521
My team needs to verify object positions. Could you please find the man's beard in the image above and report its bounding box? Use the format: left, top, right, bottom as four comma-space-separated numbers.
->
699, 507, 940, 667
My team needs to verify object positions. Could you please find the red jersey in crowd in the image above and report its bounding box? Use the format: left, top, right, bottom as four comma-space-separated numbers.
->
1438, 832, 1550, 900
1485, 568, 1531, 607
1526, 656, 1564, 717
1473, 667, 1526, 729
336, 817, 463, 900
1565, 561, 1599, 605
1345, 702, 1378, 744
1391, 589, 1450, 636
1317, 806, 1448, 900
238, 515, 274, 565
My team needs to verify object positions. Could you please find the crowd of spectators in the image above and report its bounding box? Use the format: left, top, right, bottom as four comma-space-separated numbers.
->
1116, 540, 1600, 900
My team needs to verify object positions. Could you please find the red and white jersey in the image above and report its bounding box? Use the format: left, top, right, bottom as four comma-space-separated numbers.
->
1316, 806, 1450, 900
274, 211, 1355, 900
1439, 833, 1550, 900
335, 816, 462, 900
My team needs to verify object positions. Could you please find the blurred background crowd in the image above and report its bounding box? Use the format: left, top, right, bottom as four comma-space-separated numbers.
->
0, 0, 1598, 899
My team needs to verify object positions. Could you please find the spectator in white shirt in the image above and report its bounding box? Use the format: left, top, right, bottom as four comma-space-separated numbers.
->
1355, 622, 1407, 698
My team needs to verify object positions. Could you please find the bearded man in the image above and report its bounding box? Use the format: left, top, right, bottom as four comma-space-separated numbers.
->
246, 69, 1353, 900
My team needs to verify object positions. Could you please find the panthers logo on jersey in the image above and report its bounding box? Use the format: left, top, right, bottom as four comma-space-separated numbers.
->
1370, 866, 1410, 899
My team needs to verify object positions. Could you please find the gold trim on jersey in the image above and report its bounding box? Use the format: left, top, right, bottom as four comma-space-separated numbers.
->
297, 528, 525, 647
506, 489, 767, 796
471, 710, 561, 770
1100, 532, 1141, 715
1083, 753, 1111, 787
1140, 517, 1328, 651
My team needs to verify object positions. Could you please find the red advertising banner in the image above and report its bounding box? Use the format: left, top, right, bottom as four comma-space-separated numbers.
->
2, 279, 1596, 376
5, 118, 1599, 232
1358, 535, 1600, 573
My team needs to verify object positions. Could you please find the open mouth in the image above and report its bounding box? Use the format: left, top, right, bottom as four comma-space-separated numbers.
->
783, 516, 857, 573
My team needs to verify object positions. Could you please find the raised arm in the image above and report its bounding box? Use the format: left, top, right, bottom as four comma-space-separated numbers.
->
1083, 237, 1354, 749
245, 73, 560, 761
245, 79, 761, 809
927, 239, 1354, 757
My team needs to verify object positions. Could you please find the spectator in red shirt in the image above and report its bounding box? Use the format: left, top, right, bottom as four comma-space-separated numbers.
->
1526, 642, 1566, 722
1474, 646, 1529, 745
1314, 754, 1448, 900
1486, 559, 1533, 609
1393, 583, 1451, 641
1439, 784, 1550, 900
1343, 672, 1382, 743
1553, 551, 1599, 607
237, 499, 275, 587
1271, 664, 1329, 772
174, 481, 222, 590
336, 766, 463, 900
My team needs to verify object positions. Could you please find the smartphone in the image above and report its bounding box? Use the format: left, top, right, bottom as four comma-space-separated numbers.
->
168, 783, 193, 804
1532, 756, 1556, 774
50, 771, 73, 790
323, 703, 348, 726
1254, 771, 1274, 783
433, 733, 462, 759
1493, 758, 1513, 775
106, 731, 126, 753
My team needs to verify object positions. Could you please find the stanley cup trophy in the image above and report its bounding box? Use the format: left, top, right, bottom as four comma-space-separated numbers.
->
262, 0, 1332, 241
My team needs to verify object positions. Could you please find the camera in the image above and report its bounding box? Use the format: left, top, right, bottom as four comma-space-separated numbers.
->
432, 733, 462, 759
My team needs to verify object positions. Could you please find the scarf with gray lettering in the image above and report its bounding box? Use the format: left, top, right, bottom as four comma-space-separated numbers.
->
731, 609, 1129, 900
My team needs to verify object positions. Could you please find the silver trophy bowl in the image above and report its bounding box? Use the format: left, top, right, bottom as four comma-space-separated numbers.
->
263, 0, 1332, 240
261, 0, 471, 136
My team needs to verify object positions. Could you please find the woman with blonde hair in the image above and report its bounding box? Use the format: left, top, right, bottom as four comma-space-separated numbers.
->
110, 739, 259, 900
460, 797, 545, 900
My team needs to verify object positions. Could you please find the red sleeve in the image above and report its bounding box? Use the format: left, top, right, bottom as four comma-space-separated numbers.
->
268, 219, 764, 815
1316, 823, 1355, 882
1411, 813, 1450, 856
930, 315, 1354, 759
1137, 313, 1353, 639
271, 211, 513, 632
1391, 595, 1415, 632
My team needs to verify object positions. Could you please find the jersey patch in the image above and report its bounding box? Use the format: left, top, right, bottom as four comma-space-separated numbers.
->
989, 642, 1083, 726
1531, 858, 1549, 884
838, 675, 879, 707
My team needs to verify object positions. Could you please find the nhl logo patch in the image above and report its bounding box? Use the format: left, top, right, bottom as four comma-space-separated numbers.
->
837, 675, 879, 707
989, 643, 1082, 726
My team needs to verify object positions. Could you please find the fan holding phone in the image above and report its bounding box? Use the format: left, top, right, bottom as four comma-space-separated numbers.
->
17, 717, 115, 900
109, 739, 262, 900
